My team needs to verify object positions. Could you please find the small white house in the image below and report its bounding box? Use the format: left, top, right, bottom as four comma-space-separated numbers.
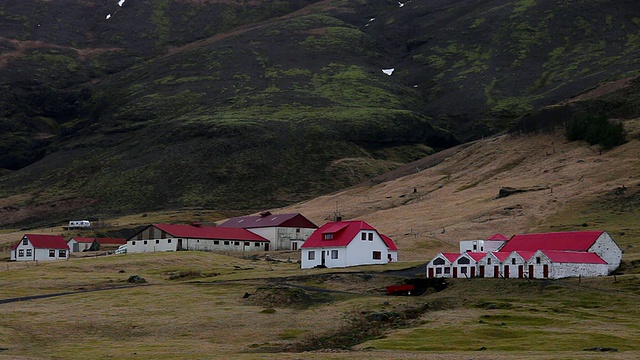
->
219, 212, 318, 251
426, 253, 460, 278
67, 237, 95, 253
126, 223, 270, 253
300, 220, 398, 269
503, 251, 534, 279
11, 234, 69, 261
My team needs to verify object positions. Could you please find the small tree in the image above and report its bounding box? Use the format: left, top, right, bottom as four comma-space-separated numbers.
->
565, 114, 626, 150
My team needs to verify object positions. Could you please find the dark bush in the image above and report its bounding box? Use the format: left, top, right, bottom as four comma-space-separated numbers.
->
565, 114, 626, 150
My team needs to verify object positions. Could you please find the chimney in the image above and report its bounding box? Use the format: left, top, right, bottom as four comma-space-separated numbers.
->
336, 216, 342, 221
260, 211, 272, 217
191, 222, 202, 227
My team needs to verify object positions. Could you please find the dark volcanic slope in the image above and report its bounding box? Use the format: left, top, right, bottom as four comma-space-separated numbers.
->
1, 0, 639, 226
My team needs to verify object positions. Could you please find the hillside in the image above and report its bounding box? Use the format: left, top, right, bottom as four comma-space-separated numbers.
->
2, 0, 640, 226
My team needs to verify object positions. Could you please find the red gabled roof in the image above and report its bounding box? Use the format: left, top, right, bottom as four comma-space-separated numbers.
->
301, 220, 396, 249
95, 238, 126, 245
487, 233, 509, 241
500, 231, 604, 252
491, 251, 511, 262
380, 234, 398, 251
541, 250, 607, 264
70, 237, 95, 244
140, 224, 268, 242
465, 252, 486, 262
440, 252, 461, 263
514, 251, 536, 261
12, 234, 69, 250
219, 212, 317, 229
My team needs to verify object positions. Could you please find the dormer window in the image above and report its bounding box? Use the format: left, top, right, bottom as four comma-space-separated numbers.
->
23, 238, 28, 245
324, 234, 334, 240
361, 233, 367, 241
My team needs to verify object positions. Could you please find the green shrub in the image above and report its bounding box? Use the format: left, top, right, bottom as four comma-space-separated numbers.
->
565, 114, 626, 149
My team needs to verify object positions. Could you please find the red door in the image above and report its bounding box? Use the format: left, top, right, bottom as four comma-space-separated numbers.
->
518, 265, 524, 278
471, 267, 476, 278
494, 266, 499, 278
479, 265, 485, 278
428, 268, 434, 278
453, 267, 458, 278
529, 265, 534, 279
543, 265, 549, 278
504, 266, 510, 278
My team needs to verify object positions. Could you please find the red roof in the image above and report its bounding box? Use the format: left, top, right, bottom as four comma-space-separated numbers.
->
514, 251, 536, 261
487, 233, 509, 241
380, 234, 398, 251
491, 252, 511, 262
500, 231, 604, 252
219, 212, 317, 229
135, 224, 268, 242
465, 252, 486, 262
541, 250, 607, 264
12, 234, 69, 250
95, 238, 126, 245
440, 253, 461, 263
301, 220, 396, 250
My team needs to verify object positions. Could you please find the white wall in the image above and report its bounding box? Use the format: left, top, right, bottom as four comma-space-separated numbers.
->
589, 232, 622, 273
248, 227, 316, 250
549, 262, 609, 279
127, 238, 177, 253
301, 231, 394, 269
12, 243, 68, 261
426, 255, 453, 278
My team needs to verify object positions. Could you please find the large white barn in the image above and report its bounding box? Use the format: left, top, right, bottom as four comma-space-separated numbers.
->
10, 234, 70, 261
427, 230, 622, 280
126, 223, 269, 253
300, 220, 398, 269
218, 212, 317, 251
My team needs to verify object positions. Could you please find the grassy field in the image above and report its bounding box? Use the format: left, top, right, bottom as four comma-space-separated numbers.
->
0, 251, 639, 359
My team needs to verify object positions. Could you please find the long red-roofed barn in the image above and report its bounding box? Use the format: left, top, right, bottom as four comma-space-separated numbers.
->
300, 220, 398, 269
11, 234, 70, 261
126, 223, 269, 253
218, 212, 317, 251
427, 230, 622, 279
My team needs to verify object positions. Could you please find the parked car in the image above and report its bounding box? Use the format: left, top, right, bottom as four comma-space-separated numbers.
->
115, 244, 127, 254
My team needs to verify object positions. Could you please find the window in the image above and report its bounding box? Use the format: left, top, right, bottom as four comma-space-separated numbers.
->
444, 267, 451, 274
373, 251, 381, 260
292, 243, 298, 250
368, 233, 373, 241
473, 244, 477, 250
224, 241, 230, 245
156, 240, 159, 244
436, 268, 442, 274
361, 233, 367, 241
324, 234, 333, 240
49, 250, 55, 257
511, 258, 516, 265
255, 242, 260, 247
59, 250, 66, 257
536, 257, 541, 264
132, 241, 136, 245
168, 239, 172, 243
487, 258, 492, 265
296, 228, 300, 233
244, 242, 249, 246
18, 249, 24, 257
23, 238, 28, 245
214, 241, 219, 245
433, 258, 445, 265
458, 257, 470, 264
308, 251, 315, 260
26, 249, 32, 257
234, 241, 239, 246
460, 267, 467, 274
144, 240, 148, 245
331, 250, 338, 259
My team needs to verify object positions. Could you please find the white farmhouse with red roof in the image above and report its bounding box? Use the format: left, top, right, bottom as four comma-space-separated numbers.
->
427, 230, 621, 279
218, 212, 317, 251
126, 223, 269, 253
300, 220, 398, 269
10, 234, 70, 261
